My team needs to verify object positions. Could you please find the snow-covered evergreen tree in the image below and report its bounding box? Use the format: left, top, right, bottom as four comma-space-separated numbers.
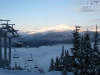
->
62, 67, 67, 75
64, 50, 71, 72
91, 25, 100, 74
71, 26, 81, 74
55, 56, 60, 71
49, 57, 55, 72
82, 31, 92, 74
60, 45, 64, 64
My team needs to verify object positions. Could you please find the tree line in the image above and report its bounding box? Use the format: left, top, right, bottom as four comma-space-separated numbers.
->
49, 26, 100, 75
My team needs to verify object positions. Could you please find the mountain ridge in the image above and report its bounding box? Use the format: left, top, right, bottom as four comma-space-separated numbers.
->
13, 30, 100, 47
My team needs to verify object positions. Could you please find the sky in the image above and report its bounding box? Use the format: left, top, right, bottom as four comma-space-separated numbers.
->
0, 0, 100, 31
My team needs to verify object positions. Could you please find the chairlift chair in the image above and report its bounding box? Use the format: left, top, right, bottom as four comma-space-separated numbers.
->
24, 60, 29, 67
13, 54, 19, 58
34, 62, 38, 68
13, 50, 19, 58
38, 67, 42, 71
34, 65, 38, 68
27, 58, 33, 61
27, 54, 33, 61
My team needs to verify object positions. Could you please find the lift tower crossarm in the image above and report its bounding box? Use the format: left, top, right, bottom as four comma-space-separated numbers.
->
1, 28, 19, 38
0, 24, 15, 28
75, 26, 81, 31
0, 24, 15, 25
0, 20, 11, 21
0, 20, 11, 26
0, 20, 10, 24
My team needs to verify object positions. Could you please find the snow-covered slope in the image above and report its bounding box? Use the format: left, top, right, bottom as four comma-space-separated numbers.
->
0, 44, 73, 75
47, 71, 62, 75
0, 68, 46, 75
0, 68, 73, 75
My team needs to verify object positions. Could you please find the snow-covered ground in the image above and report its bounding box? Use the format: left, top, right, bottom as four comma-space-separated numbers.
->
0, 68, 73, 75
1, 43, 99, 75
1, 44, 73, 75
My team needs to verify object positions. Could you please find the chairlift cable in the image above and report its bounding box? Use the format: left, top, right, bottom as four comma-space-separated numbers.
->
22, 47, 38, 66
26, 47, 31, 55
25, 47, 34, 61
15, 46, 39, 69
25, 47, 39, 68
21, 49, 43, 72
12, 48, 30, 67
13, 49, 19, 58
12, 48, 39, 70
15, 50, 30, 67
13, 49, 26, 62
22, 48, 29, 57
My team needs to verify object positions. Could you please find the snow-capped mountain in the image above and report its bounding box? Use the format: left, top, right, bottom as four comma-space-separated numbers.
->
12, 24, 100, 47
24, 24, 75, 34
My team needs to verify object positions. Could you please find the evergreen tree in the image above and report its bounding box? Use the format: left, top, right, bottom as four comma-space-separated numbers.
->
62, 67, 67, 75
82, 31, 92, 74
49, 57, 55, 72
65, 49, 67, 56
66, 50, 69, 57
91, 25, 100, 74
79, 36, 85, 71
71, 26, 81, 74
59, 45, 65, 71
94, 25, 99, 52
18, 63, 23, 70
48, 26, 100, 74
55, 56, 60, 71
64, 50, 70, 71
60, 45, 64, 63
71, 27, 81, 57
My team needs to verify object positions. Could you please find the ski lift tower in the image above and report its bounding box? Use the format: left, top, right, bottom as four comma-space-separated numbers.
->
75, 26, 81, 32
0, 20, 19, 68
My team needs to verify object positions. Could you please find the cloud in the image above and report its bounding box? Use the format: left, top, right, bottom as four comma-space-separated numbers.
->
79, 8, 98, 12
25, 24, 75, 34
21, 24, 100, 35
74, 0, 100, 12
91, 0, 100, 1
